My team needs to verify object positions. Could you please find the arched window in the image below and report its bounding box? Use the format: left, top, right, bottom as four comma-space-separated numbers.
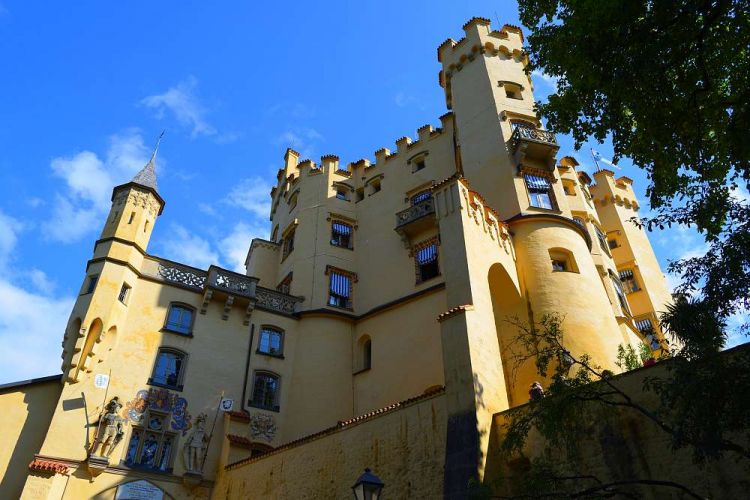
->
363, 339, 372, 370
164, 303, 194, 335
250, 372, 280, 411
149, 348, 187, 390
258, 327, 284, 356
549, 248, 578, 273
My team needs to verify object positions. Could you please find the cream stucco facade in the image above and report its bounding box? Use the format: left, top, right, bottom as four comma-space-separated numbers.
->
1, 17, 676, 500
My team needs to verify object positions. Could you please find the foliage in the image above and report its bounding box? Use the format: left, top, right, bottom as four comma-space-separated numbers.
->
517, 0, 750, 328
498, 313, 749, 498
614, 343, 653, 371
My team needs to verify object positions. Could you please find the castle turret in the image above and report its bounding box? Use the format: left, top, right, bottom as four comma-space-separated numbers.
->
591, 170, 673, 351
61, 137, 165, 383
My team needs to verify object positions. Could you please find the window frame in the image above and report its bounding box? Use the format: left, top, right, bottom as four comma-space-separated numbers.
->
410, 190, 432, 205
524, 174, 556, 211
162, 303, 195, 336
83, 274, 99, 295
413, 237, 441, 284
148, 347, 188, 391
282, 227, 295, 260
595, 225, 612, 256
619, 269, 641, 294
326, 266, 356, 310
257, 326, 284, 358
118, 283, 132, 304
249, 371, 281, 412
276, 272, 293, 294
330, 221, 354, 250
609, 270, 631, 316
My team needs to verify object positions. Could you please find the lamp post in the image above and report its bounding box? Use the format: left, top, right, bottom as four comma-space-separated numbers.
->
352, 468, 384, 500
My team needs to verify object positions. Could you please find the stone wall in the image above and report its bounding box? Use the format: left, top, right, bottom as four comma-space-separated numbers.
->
213, 391, 446, 499
484, 347, 750, 499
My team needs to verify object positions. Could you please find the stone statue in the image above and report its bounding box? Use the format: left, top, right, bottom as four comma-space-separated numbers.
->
529, 381, 545, 402
90, 397, 125, 457
182, 413, 208, 472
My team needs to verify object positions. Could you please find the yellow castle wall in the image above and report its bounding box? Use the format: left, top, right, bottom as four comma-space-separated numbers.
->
0, 377, 62, 499
213, 392, 446, 500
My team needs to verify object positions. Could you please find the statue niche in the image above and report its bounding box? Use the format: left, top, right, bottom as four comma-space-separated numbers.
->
90, 397, 125, 458
182, 413, 208, 473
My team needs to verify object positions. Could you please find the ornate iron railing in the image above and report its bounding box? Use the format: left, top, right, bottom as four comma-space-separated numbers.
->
395, 198, 435, 229
256, 287, 303, 315
152, 259, 301, 316
510, 126, 558, 150
157, 263, 206, 291
207, 267, 258, 299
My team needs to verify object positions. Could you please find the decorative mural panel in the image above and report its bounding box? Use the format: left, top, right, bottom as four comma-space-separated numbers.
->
249, 413, 277, 442
122, 388, 193, 435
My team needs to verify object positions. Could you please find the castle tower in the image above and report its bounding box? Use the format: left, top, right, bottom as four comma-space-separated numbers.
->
61, 140, 165, 383
591, 170, 673, 350
438, 18, 630, 396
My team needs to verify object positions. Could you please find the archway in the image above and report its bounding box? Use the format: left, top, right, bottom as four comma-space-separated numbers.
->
487, 263, 527, 407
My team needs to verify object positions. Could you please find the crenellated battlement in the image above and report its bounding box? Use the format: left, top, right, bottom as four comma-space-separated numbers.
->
591, 169, 640, 210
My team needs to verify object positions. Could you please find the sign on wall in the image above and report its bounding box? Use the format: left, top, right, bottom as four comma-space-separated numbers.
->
115, 480, 164, 500
94, 374, 109, 389
220, 398, 234, 411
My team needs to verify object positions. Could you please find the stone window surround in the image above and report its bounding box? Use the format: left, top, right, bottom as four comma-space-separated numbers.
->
147, 347, 188, 392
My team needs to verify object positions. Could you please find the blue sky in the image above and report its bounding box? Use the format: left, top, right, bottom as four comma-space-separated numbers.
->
0, 1, 743, 383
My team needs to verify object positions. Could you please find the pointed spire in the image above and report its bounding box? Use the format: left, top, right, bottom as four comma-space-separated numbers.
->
131, 131, 164, 192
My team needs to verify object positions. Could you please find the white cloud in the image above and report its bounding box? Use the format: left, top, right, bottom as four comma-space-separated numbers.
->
27, 197, 44, 208
394, 91, 415, 108
198, 203, 218, 217
219, 222, 268, 273
0, 210, 23, 271
226, 178, 272, 218
141, 76, 217, 138
0, 279, 74, 383
44, 131, 151, 243
0, 210, 74, 384
158, 224, 219, 270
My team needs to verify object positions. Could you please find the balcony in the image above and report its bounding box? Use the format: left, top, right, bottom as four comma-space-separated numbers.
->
509, 126, 560, 170
395, 198, 436, 243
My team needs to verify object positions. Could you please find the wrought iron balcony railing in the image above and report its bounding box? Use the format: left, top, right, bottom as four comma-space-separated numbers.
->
510, 126, 558, 149
395, 198, 435, 230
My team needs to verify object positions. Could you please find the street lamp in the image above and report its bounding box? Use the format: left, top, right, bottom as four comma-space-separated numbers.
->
352, 468, 384, 500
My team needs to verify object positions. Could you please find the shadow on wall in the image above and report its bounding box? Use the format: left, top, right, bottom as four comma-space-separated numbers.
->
0, 381, 61, 498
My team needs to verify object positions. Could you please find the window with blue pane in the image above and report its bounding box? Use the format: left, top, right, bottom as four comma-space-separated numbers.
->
250, 372, 280, 411
258, 327, 283, 356
331, 221, 353, 249
328, 269, 353, 309
415, 240, 440, 283
524, 174, 555, 210
164, 304, 194, 335
411, 190, 432, 205
149, 348, 186, 390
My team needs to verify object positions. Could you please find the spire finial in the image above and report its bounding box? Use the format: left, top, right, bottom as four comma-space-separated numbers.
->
130, 131, 163, 192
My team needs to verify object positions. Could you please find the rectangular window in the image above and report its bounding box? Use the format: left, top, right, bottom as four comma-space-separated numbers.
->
276, 273, 293, 294
165, 304, 194, 335
118, 283, 131, 304
336, 189, 348, 201
128, 212, 135, 224
610, 271, 631, 316
250, 372, 280, 411
355, 188, 365, 202
282, 228, 295, 259
331, 222, 353, 249
636, 318, 661, 350
84, 275, 98, 294
328, 270, 352, 309
370, 178, 381, 194
413, 159, 426, 172
524, 174, 554, 210
608, 238, 619, 250
595, 226, 610, 255
619, 269, 640, 294
415, 242, 440, 283
258, 328, 283, 356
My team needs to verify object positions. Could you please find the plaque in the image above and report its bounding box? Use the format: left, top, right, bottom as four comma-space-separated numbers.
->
115, 480, 164, 500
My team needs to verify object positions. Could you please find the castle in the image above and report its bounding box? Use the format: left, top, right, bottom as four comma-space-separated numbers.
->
1, 18, 674, 499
